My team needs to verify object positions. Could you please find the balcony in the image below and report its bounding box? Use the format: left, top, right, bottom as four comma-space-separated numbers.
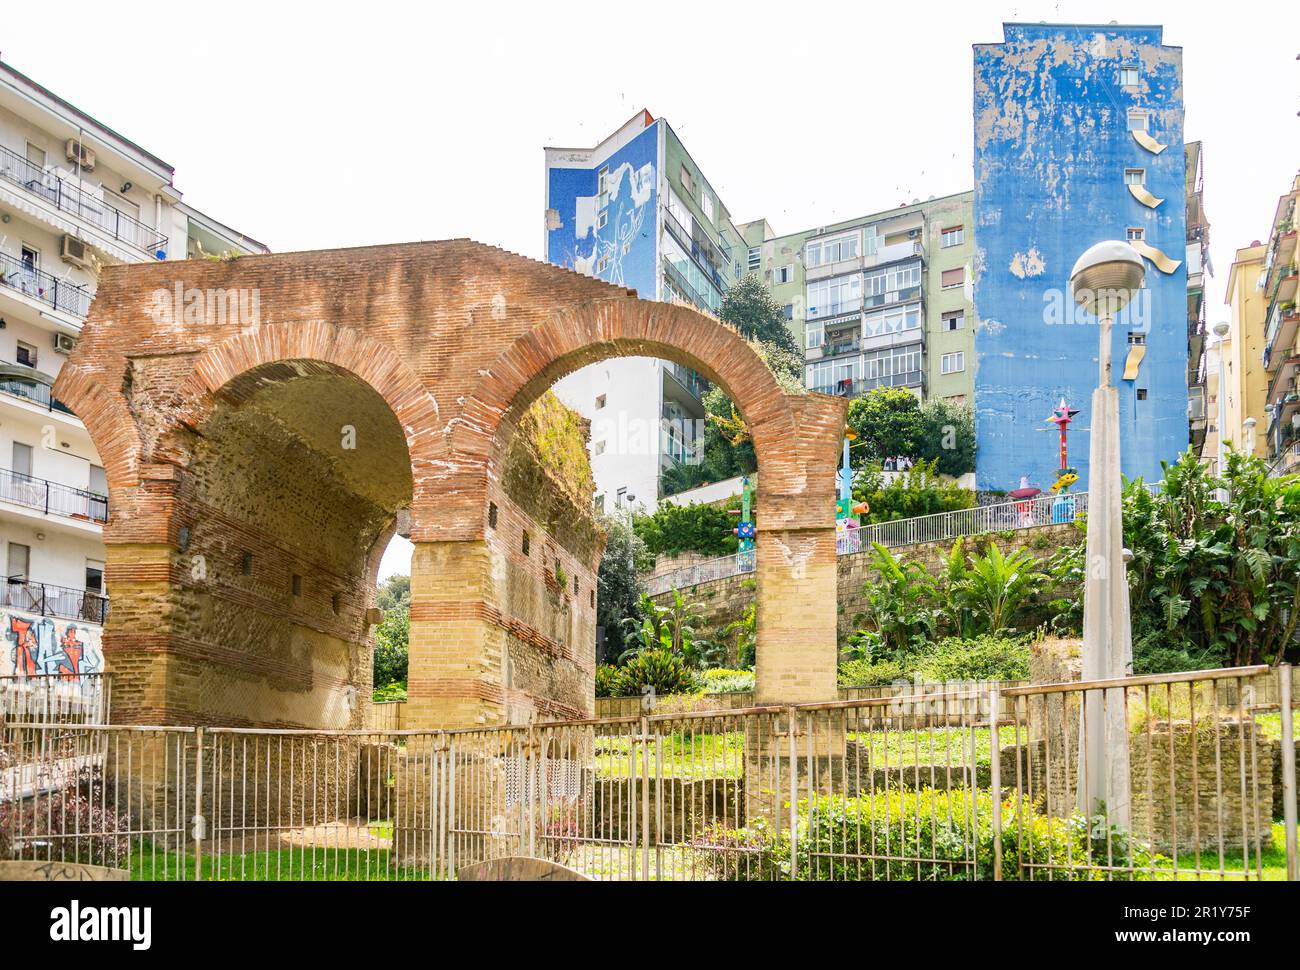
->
872, 239, 926, 265
807, 297, 863, 322
0, 467, 107, 523
0, 363, 77, 416
0, 250, 92, 318
1, 579, 109, 625
812, 372, 923, 398
0, 143, 167, 255
665, 362, 708, 402
1263, 303, 1300, 371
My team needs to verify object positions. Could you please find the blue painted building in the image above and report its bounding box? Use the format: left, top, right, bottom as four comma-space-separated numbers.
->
973, 24, 1190, 491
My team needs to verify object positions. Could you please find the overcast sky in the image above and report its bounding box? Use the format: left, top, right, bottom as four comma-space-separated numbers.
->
6, 1, 1295, 578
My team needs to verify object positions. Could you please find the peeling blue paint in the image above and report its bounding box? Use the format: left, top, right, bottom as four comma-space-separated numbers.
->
973, 24, 1188, 491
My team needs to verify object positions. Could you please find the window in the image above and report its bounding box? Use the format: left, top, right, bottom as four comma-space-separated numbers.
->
241, 552, 254, 575
680, 165, 694, 194
597, 166, 609, 194
1127, 109, 1149, 131
89, 465, 107, 495
807, 274, 862, 319
594, 440, 607, 456
941, 351, 965, 374
291, 574, 302, 596
15, 341, 37, 367
593, 494, 605, 514
20, 245, 39, 274
775, 265, 793, 284
7, 542, 30, 580
1128, 332, 1147, 345
12, 442, 33, 477
85, 560, 105, 595
25, 142, 45, 169
597, 210, 608, 229
942, 311, 965, 332
332, 592, 342, 615
805, 233, 859, 268
864, 303, 922, 338
666, 185, 693, 232
1136, 388, 1148, 400
805, 324, 824, 350
861, 343, 923, 390
940, 267, 965, 290
783, 304, 794, 320
700, 190, 714, 223
747, 247, 760, 271
886, 261, 922, 294
1124, 169, 1146, 186
1126, 227, 1145, 242
596, 255, 609, 273
488, 502, 498, 528
941, 226, 965, 248
595, 394, 606, 410
1119, 66, 1140, 87
522, 531, 531, 556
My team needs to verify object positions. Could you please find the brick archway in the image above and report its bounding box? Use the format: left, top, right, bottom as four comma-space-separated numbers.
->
54, 239, 844, 729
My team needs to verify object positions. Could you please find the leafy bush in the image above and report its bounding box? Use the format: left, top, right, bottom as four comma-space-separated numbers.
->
372, 680, 407, 703
0, 768, 131, 869
594, 664, 624, 698
853, 460, 975, 525
620, 591, 721, 668
692, 790, 1164, 881
633, 502, 738, 558
837, 658, 908, 687
602, 649, 698, 698
700, 668, 754, 693
917, 636, 1030, 682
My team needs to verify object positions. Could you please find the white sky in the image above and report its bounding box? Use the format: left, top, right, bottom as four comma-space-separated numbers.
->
6, 1, 1295, 580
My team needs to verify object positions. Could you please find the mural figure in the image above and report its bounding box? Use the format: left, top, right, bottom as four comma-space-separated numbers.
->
5, 612, 103, 681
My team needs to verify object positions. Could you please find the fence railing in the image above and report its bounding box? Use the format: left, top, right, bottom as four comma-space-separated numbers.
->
0, 250, 93, 318
1, 666, 1294, 881
0, 673, 111, 725
0, 143, 167, 254
0, 467, 108, 522
0, 366, 78, 415
1, 579, 109, 624
645, 490, 1089, 595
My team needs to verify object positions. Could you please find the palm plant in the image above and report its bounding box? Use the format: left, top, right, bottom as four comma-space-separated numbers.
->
860, 542, 939, 657
961, 544, 1045, 637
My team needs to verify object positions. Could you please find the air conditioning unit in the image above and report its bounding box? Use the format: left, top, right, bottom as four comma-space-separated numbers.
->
60, 235, 92, 270
65, 139, 96, 171
53, 333, 76, 354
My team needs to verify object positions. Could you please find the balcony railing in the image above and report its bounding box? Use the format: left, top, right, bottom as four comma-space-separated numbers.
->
0, 467, 107, 522
0, 250, 92, 318
0, 143, 167, 254
0, 363, 78, 416
1, 578, 109, 625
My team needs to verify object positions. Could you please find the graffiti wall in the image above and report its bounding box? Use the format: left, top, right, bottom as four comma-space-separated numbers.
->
2, 608, 104, 679
546, 120, 659, 298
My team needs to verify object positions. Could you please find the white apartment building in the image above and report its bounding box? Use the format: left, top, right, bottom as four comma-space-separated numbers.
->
0, 57, 266, 679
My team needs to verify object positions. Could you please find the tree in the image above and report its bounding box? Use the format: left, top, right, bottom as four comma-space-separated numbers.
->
596, 513, 652, 663
633, 502, 737, 558
717, 273, 799, 357
372, 574, 410, 690
845, 389, 928, 468
917, 398, 976, 476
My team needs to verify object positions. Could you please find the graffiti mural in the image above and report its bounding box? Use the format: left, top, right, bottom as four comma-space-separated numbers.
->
3, 609, 103, 680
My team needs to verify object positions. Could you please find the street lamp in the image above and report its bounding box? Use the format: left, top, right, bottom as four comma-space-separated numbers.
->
1243, 416, 1257, 457
1069, 240, 1145, 826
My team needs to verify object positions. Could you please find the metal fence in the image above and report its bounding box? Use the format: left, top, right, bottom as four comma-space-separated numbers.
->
1, 666, 1294, 881
645, 491, 1092, 595
0, 674, 111, 725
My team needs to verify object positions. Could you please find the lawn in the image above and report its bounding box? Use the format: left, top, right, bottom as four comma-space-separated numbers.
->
847, 725, 1021, 768
594, 731, 744, 779
128, 841, 435, 880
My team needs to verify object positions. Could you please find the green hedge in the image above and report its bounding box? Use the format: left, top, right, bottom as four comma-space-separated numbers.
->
634, 502, 738, 558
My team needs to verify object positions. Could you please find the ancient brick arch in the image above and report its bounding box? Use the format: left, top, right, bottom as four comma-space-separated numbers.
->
54, 239, 844, 729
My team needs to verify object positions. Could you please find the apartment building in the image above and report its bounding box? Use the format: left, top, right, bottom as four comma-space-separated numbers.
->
1259, 174, 1300, 472
0, 57, 266, 678
1203, 240, 1269, 467
738, 192, 975, 406
973, 24, 1192, 490
544, 111, 745, 509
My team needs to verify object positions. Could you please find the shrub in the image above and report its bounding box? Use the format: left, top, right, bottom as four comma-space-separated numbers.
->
917, 636, 1030, 682
594, 664, 624, 698
0, 768, 130, 869
837, 658, 908, 687
693, 790, 1164, 881
604, 649, 698, 698
700, 668, 754, 693
633, 502, 738, 558
372, 680, 407, 703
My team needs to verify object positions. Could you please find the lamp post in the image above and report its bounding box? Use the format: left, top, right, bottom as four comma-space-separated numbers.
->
1069, 240, 1145, 826
1243, 417, 1257, 458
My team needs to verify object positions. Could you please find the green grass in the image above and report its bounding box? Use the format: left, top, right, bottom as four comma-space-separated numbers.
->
1168, 823, 1291, 881
1254, 712, 1299, 742
127, 841, 434, 881
595, 731, 744, 779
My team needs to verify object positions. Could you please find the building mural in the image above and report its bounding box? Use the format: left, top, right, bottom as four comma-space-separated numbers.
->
973, 24, 1188, 490
546, 120, 659, 297
3, 608, 103, 680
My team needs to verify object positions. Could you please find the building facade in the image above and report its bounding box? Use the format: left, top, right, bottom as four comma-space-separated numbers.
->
973, 24, 1191, 491
0, 58, 266, 677
1260, 174, 1300, 472
1205, 241, 1269, 465
739, 193, 976, 408
543, 111, 745, 510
